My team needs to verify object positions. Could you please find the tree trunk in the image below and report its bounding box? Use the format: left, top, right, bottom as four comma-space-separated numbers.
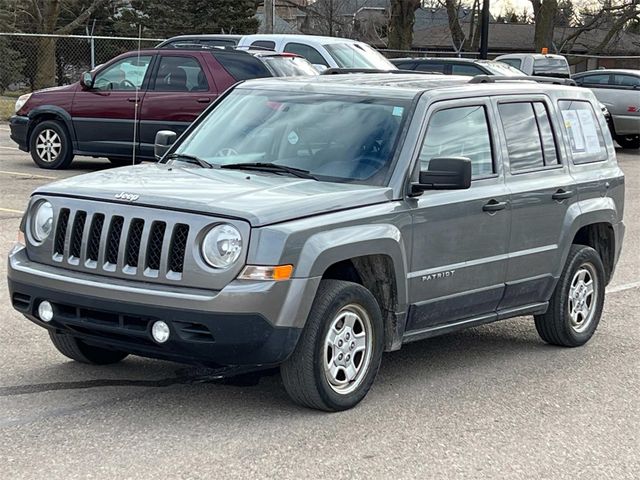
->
388, 0, 421, 50
445, 0, 466, 52
34, 36, 57, 89
531, 0, 558, 52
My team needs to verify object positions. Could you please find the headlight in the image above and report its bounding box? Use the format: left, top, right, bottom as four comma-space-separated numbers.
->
15, 93, 32, 113
201, 224, 242, 269
31, 201, 53, 242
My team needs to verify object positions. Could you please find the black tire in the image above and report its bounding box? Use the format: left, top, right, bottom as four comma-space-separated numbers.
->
108, 157, 142, 167
615, 135, 640, 149
280, 279, 384, 411
29, 120, 74, 169
534, 245, 606, 347
48, 331, 128, 365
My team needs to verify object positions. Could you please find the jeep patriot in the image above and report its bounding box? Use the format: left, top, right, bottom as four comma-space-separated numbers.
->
7, 74, 625, 411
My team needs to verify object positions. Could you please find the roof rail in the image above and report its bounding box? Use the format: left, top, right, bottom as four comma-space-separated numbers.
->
469, 75, 576, 86
321, 68, 439, 75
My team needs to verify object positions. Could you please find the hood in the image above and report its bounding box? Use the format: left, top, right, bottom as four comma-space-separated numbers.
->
36, 164, 393, 226
34, 83, 78, 95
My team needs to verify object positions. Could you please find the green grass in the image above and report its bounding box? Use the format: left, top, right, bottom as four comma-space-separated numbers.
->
0, 96, 15, 121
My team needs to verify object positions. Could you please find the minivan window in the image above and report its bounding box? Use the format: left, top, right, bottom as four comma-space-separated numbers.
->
499, 102, 546, 171
153, 56, 208, 92
93, 55, 152, 91
558, 100, 607, 164
420, 105, 493, 178
284, 43, 328, 66
211, 51, 271, 81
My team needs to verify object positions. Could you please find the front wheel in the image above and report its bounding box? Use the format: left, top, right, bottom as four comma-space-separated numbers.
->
29, 120, 74, 169
280, 280, 384, 411
534, 245, 605, 347
615, 135, 640, 149
49, 331, 129, 365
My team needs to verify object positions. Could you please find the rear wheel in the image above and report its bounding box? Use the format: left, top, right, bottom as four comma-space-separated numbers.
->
29, 120, 74, 169
534, 245, 605, 347
615, 135, 640, 149
49, 331, 128, 365
280, 279, 384, 411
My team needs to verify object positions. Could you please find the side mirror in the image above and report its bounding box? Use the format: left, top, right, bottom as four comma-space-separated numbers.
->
80, 71, 94, 89
411, 157, 472, 195
154, 130, 177, 160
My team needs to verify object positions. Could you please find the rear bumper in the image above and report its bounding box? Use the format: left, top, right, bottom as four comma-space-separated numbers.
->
9, 115, 29, 151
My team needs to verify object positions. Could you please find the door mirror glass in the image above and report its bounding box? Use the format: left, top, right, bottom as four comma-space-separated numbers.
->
80, 71, 94, 89
154, 130, 177, 160
412, 157, 472, 194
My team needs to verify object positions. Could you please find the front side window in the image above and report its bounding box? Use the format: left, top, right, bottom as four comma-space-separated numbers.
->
578, 74, 611, 86
419, 105, 494, 178
93, 56, 152, 91
558, 100, 607, 164
172, 89, 409, 185
613, 74, 640, 87
323, 43, 394, 69
451, 63, 484, 76
284, 43, 328, 66
153, 56, 208, 92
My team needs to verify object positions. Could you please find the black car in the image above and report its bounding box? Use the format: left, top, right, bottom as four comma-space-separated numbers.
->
390, 57, 524, 77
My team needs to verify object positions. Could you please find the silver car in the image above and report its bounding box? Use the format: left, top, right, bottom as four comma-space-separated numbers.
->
573, 69, 640, 149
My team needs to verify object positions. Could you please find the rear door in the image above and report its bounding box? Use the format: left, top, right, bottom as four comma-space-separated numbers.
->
138, 52, 216, 158
406, 98, 511, 332
611, 73, 640, 136
495, 97, 578, 310
71, 54, 153, 157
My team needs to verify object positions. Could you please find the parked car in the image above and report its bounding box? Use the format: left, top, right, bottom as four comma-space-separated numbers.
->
495, 53, 571, 78
236, 34, 396, 71
9, 73, 624, 411
572, 69, 640, 149
156, 34, 242, 49
10, 48, 316, 169
390, 57, 525, 76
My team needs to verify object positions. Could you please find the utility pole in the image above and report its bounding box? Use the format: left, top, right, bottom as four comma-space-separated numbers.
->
265, 0, 275, 34
479, 0, 490, 59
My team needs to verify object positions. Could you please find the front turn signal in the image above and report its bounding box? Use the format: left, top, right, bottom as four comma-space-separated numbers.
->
238, 265, 293, 281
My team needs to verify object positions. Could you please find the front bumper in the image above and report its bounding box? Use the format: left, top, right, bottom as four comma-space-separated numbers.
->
8, 247, 321, 368
9, 115, 29, 152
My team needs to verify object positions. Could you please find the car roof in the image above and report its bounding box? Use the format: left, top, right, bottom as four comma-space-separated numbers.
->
240, 34, 363, 46
392, 57, 479, 64
497, 53, 566, 60
573, 69, 639, 76
238, 73, 581, 99
162, 34, 243, 41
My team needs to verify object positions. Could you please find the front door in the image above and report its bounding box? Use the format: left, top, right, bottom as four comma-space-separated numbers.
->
406, 99, 510, 332
138, 52, 216, 159
71, 54, 153, 158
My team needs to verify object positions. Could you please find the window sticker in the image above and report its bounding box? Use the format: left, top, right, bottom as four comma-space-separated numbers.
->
562, 110, 585, 152
576, 109, 601, 154
392, 106, 404, 117
287, 130, 299, 145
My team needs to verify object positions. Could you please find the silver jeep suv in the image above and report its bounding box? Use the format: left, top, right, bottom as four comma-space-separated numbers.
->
8, 74, 625, 411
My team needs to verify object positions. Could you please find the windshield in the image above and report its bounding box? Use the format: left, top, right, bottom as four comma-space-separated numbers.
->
260, 56, 319, 77
533, 58, 570, 76
324, 43, 396, 69
172, 89, 409, 185
481, 61, 525, 76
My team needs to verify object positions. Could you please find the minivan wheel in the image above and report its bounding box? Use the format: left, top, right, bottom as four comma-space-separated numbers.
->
534, 245, 605, 347
615, 135, 640, 149
280, 279, 384, 411
48, 331, 129, 365
29, 120, 74, 169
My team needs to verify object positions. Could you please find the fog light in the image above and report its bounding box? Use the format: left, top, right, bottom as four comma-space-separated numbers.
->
38, 301, 54, 322
151, 320, 170, 343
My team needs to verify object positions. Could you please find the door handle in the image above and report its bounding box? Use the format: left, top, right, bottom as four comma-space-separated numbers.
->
482, 199, 507, 212
197, 97, 211, 103
552, 189, 575, 201
127, 97, 140, 103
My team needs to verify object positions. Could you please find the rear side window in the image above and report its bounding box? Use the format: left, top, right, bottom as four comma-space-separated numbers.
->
251, 40, 276, 50
499, 58, 522, 70
283, 43, 328, 66
558, 100, 607, 164
416, 62, 445, 73
420, 105, 494, 178
578, 74, 610, 86
498, 101, 558, 172
613, 74, 640, 87
153, 56, 208, 92
211, 51, 271, 81
451, 64, 484, 76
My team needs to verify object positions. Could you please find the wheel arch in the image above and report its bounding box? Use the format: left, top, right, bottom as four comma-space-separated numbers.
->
27, 106, 76, 150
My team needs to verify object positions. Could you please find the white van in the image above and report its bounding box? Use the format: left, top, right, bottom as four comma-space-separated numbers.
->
237, 34, 396, 71
495, 53, 571, 78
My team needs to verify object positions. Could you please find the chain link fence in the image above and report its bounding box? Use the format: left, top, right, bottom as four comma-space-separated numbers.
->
1, 33, 162, 120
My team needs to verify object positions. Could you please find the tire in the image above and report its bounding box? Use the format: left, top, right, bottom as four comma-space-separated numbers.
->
281, 279, 384, 411
29, 120, 74, 169
534, 245, 606, 347
615, 135, 640, 149
48, 331, 128, 365
108, 157, 142, 167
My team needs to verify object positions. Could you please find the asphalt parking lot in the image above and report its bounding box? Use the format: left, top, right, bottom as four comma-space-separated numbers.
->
0, 123, 638, 479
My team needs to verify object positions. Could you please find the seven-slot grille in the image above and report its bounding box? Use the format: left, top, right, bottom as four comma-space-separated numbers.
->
53, 209, 189, 277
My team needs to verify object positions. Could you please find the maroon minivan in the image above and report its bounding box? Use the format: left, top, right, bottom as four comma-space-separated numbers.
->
10, 48, 316, 169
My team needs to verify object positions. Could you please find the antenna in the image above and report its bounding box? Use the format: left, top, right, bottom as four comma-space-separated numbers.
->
131, 24, 142, 166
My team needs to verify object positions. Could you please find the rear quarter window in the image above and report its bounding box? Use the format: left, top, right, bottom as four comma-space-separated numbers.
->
211, 52, 271, 81
558, 100, 607, 164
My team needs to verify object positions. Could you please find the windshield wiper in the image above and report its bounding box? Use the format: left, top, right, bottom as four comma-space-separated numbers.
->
221, 162, 317, 180
167, 153, 213, 169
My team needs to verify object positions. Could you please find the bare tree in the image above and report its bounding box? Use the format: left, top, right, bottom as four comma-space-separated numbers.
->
388, 0, 421, 50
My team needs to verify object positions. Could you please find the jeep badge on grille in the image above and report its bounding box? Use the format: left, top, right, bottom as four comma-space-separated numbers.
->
115, 192, 140, 202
